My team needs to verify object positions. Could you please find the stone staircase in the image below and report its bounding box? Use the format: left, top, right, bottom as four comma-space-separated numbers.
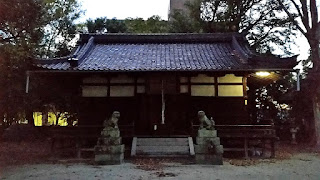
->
131, 137, 195, 157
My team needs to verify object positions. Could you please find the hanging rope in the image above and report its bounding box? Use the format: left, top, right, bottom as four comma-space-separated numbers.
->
161, 79, 165, 124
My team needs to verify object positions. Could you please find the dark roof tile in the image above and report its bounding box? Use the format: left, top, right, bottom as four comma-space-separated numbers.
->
34, 33, 297, 72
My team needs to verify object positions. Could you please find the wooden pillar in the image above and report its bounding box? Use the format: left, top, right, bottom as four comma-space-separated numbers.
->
76, 138, 81, 159
25, 72, 30, 94
244, 137, 249, 159
26, 111, 34, 126
214, 76, 218, 97
271, 139, 275, 158
262, 139, 266, 157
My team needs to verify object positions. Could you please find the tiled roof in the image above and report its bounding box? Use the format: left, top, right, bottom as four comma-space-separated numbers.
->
35, 33, 297, 72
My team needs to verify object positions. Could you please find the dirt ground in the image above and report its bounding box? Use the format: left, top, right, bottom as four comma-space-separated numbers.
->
0, 140, 320, 180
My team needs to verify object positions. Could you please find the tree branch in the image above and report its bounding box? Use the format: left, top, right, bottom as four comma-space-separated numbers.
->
277, 0, 306, 36
289, 0, 304, 19
211, 0, 221, 21
241, 8, 273, 35
252, 28, 273, 47
0, 29, 24, 44
310, 0, 319, 30
299, 0, 311, 32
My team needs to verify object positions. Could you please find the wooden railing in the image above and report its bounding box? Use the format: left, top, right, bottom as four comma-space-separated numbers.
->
49, 122, 276, 159
49, 123, 134, 158
191, 124, 277, 158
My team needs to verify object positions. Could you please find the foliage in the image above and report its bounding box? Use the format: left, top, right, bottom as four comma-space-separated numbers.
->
169, 0, 319, 67
0, 0, 44, 46
86, 17, 107, 33
83, 15, 169, 33
125, 16, 169, 33
169, 0, 298, 55
86, 17, 127, 33
170, 0, 320, 143
0, 0, 82, 127
28, 75, 80, 126
0, 0, 45, 127
248, 74, 294, 122
107, 18, 128, 33
39, 0, 82, 58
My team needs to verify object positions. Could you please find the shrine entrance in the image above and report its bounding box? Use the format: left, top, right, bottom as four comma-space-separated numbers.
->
134, 75, 190, 136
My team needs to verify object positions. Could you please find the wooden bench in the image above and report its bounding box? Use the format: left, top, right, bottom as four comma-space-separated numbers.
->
191, 124, 276, 158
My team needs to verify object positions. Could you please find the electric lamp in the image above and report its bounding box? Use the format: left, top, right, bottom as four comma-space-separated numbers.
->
255, 71, 271, 77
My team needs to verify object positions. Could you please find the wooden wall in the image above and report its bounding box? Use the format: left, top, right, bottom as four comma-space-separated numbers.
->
77, 73, 249, 135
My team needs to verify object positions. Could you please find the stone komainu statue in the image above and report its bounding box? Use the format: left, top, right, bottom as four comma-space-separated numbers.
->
103, 111, 120, 129
198, 111, 215, 130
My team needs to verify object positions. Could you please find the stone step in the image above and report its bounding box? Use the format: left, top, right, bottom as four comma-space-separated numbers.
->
134, 154, 190, 158
131, 137, 194, 157
80, 148, 95, 152
136, 151, 190, 156
137, 138, 188, 144
136, 146, 189, 153
137, 140, 188, 146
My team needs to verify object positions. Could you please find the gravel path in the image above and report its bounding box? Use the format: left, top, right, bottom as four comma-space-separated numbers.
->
1, 153, 320, 180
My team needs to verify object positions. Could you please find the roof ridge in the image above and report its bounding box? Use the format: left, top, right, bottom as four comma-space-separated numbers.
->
81, 32, 240, 36
35, 44, 82, 64
35, 56, 70, 64
76, 36, 95, 60
80, 33, 243, 44
231, 36, 251, 64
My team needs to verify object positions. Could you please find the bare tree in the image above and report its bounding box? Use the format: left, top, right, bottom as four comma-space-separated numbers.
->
276, 0, 320, 147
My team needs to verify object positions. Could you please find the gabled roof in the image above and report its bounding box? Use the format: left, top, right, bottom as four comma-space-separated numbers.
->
35, 33, 297, 72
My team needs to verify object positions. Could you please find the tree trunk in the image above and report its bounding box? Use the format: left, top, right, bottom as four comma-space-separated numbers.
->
26, 110, 34, 126
312, 93, 320, 149
308, 36, 320, 148
309, 38, 320, 72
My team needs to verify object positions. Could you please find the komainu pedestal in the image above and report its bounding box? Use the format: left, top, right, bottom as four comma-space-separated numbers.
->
194, 111, 223, 165
94, 111, 124, 165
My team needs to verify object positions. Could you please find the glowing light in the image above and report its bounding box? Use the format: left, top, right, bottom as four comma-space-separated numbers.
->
256, 71, 271, 77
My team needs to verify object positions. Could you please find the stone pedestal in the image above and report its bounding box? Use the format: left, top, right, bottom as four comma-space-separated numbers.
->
194, 129, 223, 165
94, 127, 124, 165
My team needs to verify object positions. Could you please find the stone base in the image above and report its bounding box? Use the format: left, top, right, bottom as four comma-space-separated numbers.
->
95, 153, 124, 165
95, 144, 125, 154
194, 144, 223, 154
194, 129, 223, 165
197, 129, 217, 137
215, 145, 224, 154
195, 154, 223, 165
196, 137, 220, 145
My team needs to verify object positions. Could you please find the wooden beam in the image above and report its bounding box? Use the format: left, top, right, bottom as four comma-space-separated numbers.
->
134, 76, 137, 96
83, 82, 144, 86
25, 73, 30, 94
131, 137, 137, 157
187, 77, 191, 95
243, 75, 248, 98
214, 76, 218, 97
107, 76, 110, 97
176, 74, 180, 94
188, 137, 195, 156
